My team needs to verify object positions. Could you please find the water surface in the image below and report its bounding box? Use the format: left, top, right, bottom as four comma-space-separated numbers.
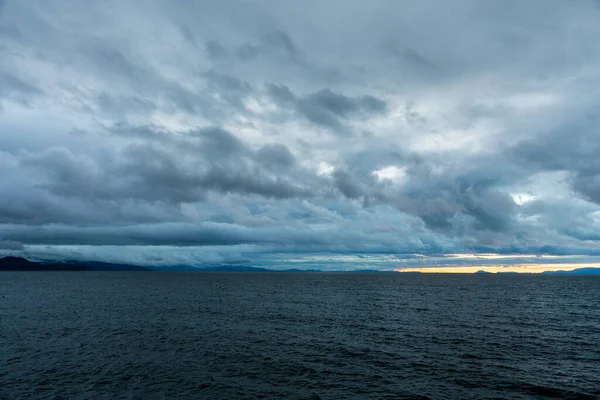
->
1, 272, 599, 399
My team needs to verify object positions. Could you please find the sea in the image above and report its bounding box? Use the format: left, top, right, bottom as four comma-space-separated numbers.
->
1, 272, 599, 399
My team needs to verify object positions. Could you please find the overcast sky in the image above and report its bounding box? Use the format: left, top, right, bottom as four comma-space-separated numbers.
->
2, 0, 600, 270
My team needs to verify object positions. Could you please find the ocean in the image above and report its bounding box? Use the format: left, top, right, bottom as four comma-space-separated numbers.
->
1, 272, 599, 399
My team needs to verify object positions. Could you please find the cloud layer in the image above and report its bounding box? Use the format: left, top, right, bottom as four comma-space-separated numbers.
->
2, 0, 600, 268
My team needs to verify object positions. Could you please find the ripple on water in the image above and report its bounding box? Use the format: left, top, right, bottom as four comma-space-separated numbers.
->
1, 272, 599, 399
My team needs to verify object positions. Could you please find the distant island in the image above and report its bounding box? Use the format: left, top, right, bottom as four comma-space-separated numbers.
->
542, 268, 600, 275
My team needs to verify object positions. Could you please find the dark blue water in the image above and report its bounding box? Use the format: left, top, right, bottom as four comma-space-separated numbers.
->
1, 272, 599, 399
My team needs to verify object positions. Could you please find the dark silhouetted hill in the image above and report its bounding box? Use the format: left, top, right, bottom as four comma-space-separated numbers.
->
57, 260, 150, 271
0, 257, 86, 271
0, 257, 149, 271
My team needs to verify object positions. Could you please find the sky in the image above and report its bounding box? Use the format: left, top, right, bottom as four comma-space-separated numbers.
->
2, 0, 600, 271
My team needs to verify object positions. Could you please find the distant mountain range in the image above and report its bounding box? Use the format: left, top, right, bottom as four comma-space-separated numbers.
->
0, 256, 150, 271
1, 256, 406, 272
3, 256, 599, 274
542, 268, 600, 275
0, 257, 396, 272
0, 256, 301, 272
0, 256, 86, 271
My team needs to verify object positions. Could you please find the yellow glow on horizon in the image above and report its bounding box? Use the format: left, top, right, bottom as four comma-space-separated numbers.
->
396, 263, 600, 274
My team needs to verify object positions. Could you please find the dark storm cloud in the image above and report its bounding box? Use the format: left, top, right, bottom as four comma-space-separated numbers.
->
235, 30, 301, 62
508, 116, 600, 206
572, 174, 600, 205
85, 44, 148, 84
266, 84, 387, 133
79, 42, 211, 116
413, 184, 516, 233
0, 240, 23, 250
205, 40, 228, 59
418, 165, 519, 232
192, 127, 247, 158
317, 140, 523, 234
257, 143, 296, 168
204, 71, 252, 94
0, 223, 261, 246
0, 191, 183, 226
301, 89, 386, 119
14, 127, 312, 208
387, 45, 448, 82
262, 30, 299, 57
127, 127, 312, 200
203, 70, 254, 111
0, 71, 42, 106
0, 220, 368, 248
331, 156, 518, 233
332, 170, 366, 200
199, 166, 312, 199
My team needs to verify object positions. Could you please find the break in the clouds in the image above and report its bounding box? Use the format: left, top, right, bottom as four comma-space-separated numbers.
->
2, 0, 600, 270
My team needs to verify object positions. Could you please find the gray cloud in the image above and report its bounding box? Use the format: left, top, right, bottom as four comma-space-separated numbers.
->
507, 114, 600, 208
0, 71, 42, 106
234, 30, 302, 62
205, 40, 228, 59
1, 0, 600, 267
6, 125, 314, 213
257, 143, 296, 168
0, 240, 23, 250
267, 84, 387, 133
